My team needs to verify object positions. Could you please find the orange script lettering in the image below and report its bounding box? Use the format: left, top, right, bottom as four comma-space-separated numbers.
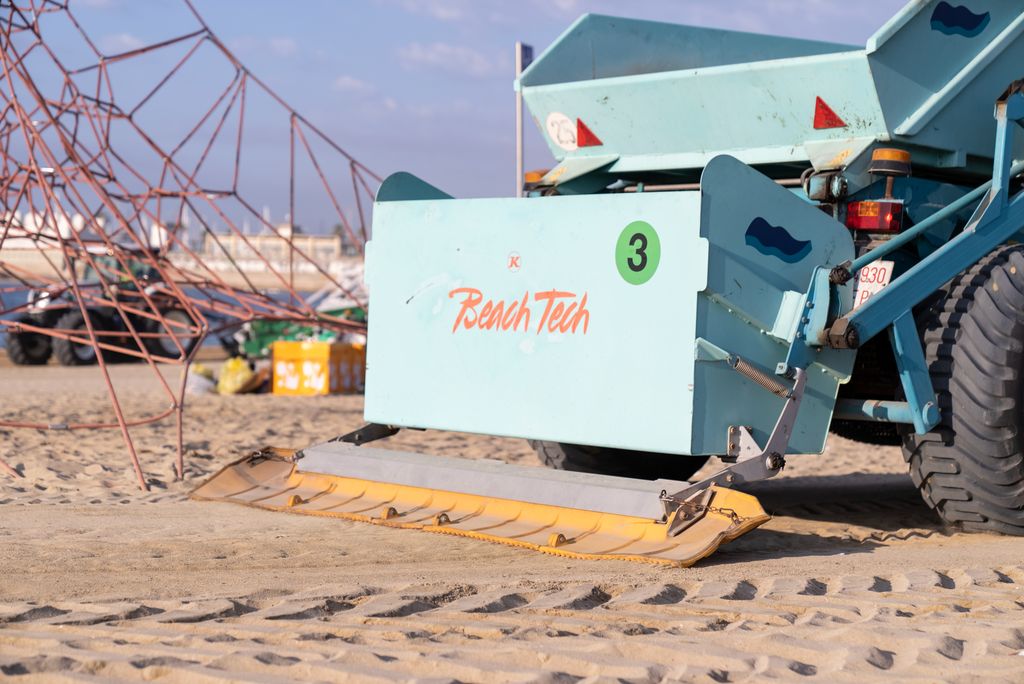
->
449, 288, 589, 335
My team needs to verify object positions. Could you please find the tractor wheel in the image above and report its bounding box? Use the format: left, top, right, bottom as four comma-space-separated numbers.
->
529, 441, 710, 481
902, 245, 1024, 534
145, 309, 199, 359
5, 315, 52, 365
52, 310, 106, 366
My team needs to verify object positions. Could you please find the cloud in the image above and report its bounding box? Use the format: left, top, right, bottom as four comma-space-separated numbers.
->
333, 75, 373, 93
99, 32, 144, 53
268, 37, 298, 58
398, 42, 493, 77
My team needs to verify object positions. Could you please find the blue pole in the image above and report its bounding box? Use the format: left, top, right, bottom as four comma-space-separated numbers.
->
833, 399, 916, 424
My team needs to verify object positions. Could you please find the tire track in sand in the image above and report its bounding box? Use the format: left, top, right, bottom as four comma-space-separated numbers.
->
2, 565, 1023, 682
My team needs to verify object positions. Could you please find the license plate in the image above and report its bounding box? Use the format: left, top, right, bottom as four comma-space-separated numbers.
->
852, 260, 894, 309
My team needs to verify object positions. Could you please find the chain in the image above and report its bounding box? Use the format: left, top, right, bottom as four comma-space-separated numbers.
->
660, 490, 750, 530
706, 505, 745, 525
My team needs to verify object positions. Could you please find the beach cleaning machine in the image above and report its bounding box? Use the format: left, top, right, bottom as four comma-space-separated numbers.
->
196, 1, 1024, 566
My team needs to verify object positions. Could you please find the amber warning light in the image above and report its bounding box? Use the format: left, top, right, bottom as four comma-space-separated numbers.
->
846, 200, 904, 233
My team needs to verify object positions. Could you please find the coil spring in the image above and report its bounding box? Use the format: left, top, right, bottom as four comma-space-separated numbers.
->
728, 356, 792, 398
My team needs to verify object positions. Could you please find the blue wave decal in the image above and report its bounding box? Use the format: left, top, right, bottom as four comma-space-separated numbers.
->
931, 2, 989, 37
745, 217, 812, 264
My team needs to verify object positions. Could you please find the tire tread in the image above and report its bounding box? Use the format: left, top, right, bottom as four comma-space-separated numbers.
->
903, 245, 1024, 534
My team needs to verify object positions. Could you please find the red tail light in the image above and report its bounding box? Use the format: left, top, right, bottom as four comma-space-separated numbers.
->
846, 200, 903, 232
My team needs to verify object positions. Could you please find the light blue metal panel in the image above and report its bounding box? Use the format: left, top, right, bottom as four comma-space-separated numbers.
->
523, 52, 886, 171
365, 158, 856, 457
365, 191, 709, 455
519, 4, 1024, 176
691, 157, 856, 455
868, 1, 1024, 162
519, 13, 852, 88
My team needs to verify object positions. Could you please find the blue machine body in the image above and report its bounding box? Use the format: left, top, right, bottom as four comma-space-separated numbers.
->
366, 157, 854, 456
364, 1, 1024, 458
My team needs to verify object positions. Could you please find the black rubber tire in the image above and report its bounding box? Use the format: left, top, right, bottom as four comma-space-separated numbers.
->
144, 309, 199, 359
901, 245, 1024, 534
529, 441, 710, 481
5, 315, 52, 365
52, 310, 104, 366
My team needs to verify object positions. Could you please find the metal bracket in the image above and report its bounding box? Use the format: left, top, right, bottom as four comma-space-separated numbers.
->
331, 423, 401, 446
889, 311, 940, 433
660, 367, 806, 536
781, 266, 839, 377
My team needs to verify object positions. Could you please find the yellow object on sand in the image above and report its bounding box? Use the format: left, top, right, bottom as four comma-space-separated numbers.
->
217, 357, 259, 395
193, 447, 769, 567
191, 363, 215, 381
271, 341, 365, 396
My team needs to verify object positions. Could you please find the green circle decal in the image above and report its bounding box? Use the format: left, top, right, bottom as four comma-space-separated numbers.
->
615, 220, 660, 285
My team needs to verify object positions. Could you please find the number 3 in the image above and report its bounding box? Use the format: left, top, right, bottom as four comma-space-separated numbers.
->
628, 232, 647, 272
616, 220, 660, 285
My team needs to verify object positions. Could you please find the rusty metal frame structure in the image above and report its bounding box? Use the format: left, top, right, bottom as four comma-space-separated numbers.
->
0, 1, 377, 488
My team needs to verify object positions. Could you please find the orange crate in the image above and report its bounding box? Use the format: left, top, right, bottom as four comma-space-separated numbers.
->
271, 340, 365, 396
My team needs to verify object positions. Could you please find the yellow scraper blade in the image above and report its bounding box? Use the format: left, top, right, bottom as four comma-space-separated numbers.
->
192, 447, 769, 567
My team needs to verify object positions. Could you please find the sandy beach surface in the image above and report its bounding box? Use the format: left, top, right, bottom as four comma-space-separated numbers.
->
2, 359, 1024, 682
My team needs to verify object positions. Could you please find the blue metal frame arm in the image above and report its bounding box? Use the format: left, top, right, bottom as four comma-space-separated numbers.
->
833, 399, 917, 424
823, 84, 1024, 434
845, 188, 1024, 345
842, 87, 1024, 347
889, 311, 941, 433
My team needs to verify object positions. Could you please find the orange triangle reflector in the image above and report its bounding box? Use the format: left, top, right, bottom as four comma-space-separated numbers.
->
576, 118, 602, 147
813, 96, 846, 129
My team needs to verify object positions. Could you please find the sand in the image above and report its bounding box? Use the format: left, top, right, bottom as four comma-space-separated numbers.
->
2, 359, 1024, 682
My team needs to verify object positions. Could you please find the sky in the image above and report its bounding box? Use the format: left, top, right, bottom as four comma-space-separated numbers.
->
39, 0, 908, 232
